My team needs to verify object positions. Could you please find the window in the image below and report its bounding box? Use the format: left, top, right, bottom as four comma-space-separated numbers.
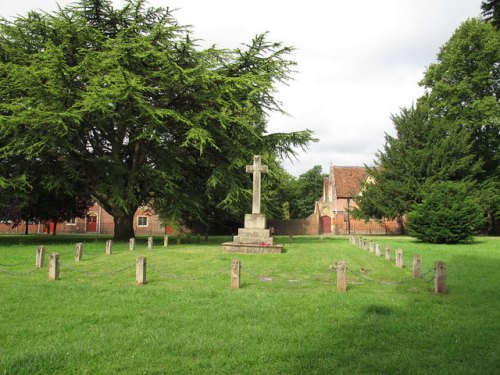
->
137, 216, 148, 227
67, 218, 76, 225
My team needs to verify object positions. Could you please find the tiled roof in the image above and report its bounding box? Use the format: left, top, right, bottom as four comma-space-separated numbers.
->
331, 166, 368, 198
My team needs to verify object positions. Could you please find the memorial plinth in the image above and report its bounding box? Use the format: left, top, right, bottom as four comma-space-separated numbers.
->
222, 156, 283, 254
222, 242, 283, 254
223, 214, 283, 253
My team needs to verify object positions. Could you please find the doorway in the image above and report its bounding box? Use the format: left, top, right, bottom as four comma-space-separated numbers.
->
321, 215, 331, 234
86, 214, 97, 232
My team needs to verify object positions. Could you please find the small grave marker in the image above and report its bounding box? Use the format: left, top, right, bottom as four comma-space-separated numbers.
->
413, 255, 422, 278
136, 256, 147, 285
35, 245, 45, 268
231, 260, 241, 289
396, 249, 403, 268
75, 243, 83, 262
336, 261, 347, 292
105, 240, 112, 255
48, 253, 60, 280
385, 245, 391, 260
435, 261, 446, 294
129, 238, 135, 251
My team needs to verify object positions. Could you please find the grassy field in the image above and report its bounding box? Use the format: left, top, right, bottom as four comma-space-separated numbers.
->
0, 234, 499, 374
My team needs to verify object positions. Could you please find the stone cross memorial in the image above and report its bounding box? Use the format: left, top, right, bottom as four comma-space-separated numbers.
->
222, 155, 283, 254
246, 155, 268, 215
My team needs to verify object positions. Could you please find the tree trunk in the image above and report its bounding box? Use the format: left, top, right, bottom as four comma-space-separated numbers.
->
52, 218, 57, 236
112, 209, 136, 241
25, 220, 29, 235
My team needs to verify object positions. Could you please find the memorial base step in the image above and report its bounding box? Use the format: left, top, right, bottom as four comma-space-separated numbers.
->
222, 242, 284, 254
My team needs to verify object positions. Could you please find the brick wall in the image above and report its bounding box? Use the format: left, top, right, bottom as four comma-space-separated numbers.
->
332, 213, 402, 235
0, 223, 39, 234
268, 213, 402, 236
268, 212, 320, 235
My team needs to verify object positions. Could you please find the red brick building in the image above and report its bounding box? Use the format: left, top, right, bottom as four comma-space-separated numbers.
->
314, 166, 402, 234
0, 203, 174, 235
269, 166, 403, 235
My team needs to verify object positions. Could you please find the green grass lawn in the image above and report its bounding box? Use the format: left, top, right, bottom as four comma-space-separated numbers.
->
0, 234, 499, 374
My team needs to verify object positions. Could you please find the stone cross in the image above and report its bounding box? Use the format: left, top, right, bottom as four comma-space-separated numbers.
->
245, 155, 268, 214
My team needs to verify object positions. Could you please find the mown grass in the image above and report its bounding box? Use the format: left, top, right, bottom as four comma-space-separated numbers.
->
0, 234, 499, 374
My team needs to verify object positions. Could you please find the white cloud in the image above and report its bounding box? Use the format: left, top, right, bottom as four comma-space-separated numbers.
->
2, 0, 484, 176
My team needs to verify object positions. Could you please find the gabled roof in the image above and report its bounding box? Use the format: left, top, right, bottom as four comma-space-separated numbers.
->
331, 166, 368, 198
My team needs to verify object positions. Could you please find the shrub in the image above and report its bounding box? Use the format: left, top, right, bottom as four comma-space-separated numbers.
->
407, 181, 485, 243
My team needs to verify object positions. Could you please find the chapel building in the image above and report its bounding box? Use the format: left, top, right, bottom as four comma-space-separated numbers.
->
313, 166, 402, 234
269, 165, 402, 235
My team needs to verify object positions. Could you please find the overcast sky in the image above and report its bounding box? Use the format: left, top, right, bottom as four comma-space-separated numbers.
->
2, 0, 484, 176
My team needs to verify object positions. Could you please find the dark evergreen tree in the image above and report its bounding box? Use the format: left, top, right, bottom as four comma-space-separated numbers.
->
354, 18, 499, 235
482, 0, 500, 29
0, 0, 313, 240
419, 18, 500, 233
420, 19, 499, 182
353, 104, 478, 228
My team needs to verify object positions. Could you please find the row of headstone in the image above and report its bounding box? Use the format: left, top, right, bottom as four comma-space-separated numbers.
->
34, 248, 60, 280
131, 235, 174, 250
37, 234, 207, 266
35, 236, 170, 267
36, 251, 144, 284
113, 236, 175, 253
102, 236, 182, 253
37, 249, 238, 289
349, 235, 446, 293
351, 235, 412, 269
129, 236, 167, 251
37, 245, 83, 269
